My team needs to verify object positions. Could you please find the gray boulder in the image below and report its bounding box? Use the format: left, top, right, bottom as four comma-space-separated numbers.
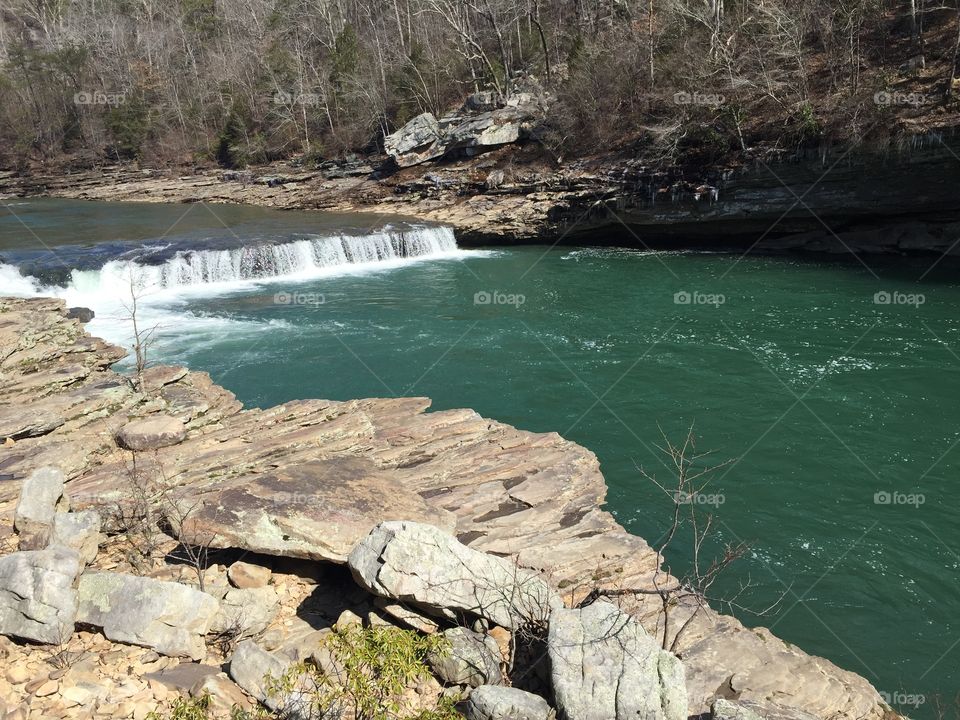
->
115, 415, 187, 451
348, 521, 562, 630
77, 573, 219, 659
384, 112, 443, 167
548, 601, 686, 720
428, 627, 502, 687
461, 685, 553, 720
51, 510, 102, 565
14, 466, 65, 549
711, 699, 821, 720
0, 546, 80, 644
229, 639, 314, 716
210, 586, 280, 639
713, 699, 766, 720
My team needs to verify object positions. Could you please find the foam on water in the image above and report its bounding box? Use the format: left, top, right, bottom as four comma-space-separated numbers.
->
1, 224, 475, 351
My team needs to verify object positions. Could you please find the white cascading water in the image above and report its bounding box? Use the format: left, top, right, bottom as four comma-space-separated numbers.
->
0, 224, 466, 351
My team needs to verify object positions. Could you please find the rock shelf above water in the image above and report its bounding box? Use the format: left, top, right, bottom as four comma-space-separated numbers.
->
0, 296, 887, 720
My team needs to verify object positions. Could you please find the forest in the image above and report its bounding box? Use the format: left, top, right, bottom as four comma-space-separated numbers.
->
1, 0, 958, 169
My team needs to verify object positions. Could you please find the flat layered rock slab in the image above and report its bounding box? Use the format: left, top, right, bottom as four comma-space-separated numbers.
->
176, 457, 456, 562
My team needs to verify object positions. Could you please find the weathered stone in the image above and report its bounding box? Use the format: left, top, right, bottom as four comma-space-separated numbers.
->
548, 601, 686, 720
460, 685, 553, 720
145, 663, 220, 691
77, 573, 219, 659
228, 639, 308, 713
51, 511, 101, 564
115, 415, 187, 451
66, 307, 95, 323
0, 546, 79, 644
349, 521, 562, 630
14, 466, 65, 549
375, 597, 440, 634
227, 561, 271, 589
174, 458, 456, 562
209, 586, 280, 638
428, 627, 502, 687
713, 699, 766, 720
191, 672, 254, 719
384, 113, 443, 167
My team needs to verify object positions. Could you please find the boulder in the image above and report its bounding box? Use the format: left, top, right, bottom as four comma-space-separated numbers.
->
14, 466, 65, 549
384, 95, 544, 168
228, 639, 314, 716
228, 560, 271, 589
115, 415, 187, 451
711, 699, 821, 720
191, 672, 254, 719
77, 573, 219, 659
0, 546, 80, 644
210, 586, 280, 639
547, 601, 686, 720
51, 510, 102, 565
460, 685, 553, 720
173, 458, 456, 563
384, 112, 443, 167
66, 307, 95, 323
713, 699, 766, 720
428, 627, 502, 687
349, 521, 562, 630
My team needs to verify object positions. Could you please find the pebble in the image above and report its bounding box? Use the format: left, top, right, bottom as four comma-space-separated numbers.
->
34, 680, 58, 697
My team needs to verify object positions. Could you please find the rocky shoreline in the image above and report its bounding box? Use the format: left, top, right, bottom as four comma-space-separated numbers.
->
3, 123, 960, 256
0, 297, 890, 720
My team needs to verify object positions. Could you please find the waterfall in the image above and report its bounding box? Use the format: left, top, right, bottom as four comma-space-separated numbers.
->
2, 225, 460, 299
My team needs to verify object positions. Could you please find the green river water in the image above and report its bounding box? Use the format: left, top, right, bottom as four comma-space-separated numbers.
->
2, 199, 957, 714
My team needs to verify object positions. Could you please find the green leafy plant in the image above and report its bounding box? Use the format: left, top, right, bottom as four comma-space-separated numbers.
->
267, 624, 457, 720
146, 693, 212, 720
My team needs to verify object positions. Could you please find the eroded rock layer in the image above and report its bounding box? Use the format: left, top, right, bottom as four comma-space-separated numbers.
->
0, 297, 885, 719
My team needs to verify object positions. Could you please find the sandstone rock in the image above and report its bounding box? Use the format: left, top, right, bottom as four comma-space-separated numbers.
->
228, 639, 304, 713
14, 466, 65, 549
146, 663, 220, 692
210, 586, 280, 639
384, 113, 443, 167
77, 573, 219, 659
115, 415, 187, 451
173, 458, 456, 563
460, 685, 553, 720
51, 511, 102, 564
174, 457, 454, 563
711, 699, 821, 720
713, 699, 765, 720
228, 561, 271, 589
428, 627, 502, 687
374, 597, 440, 634
349, 521, 562, 630
0, 546, 79, 644
191, 672, 254, 718
548, 601, 686, 720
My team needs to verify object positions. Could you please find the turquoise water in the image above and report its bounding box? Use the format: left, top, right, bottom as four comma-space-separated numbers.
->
3, 200, 958, 715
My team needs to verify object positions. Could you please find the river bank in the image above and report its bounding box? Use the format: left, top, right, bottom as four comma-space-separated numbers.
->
0, 297, 890, 720
4, 125, 960, 256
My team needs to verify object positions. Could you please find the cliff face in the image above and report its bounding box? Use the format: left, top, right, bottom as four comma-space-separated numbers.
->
0, 297, 889, 719
5, 129, 959, 257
